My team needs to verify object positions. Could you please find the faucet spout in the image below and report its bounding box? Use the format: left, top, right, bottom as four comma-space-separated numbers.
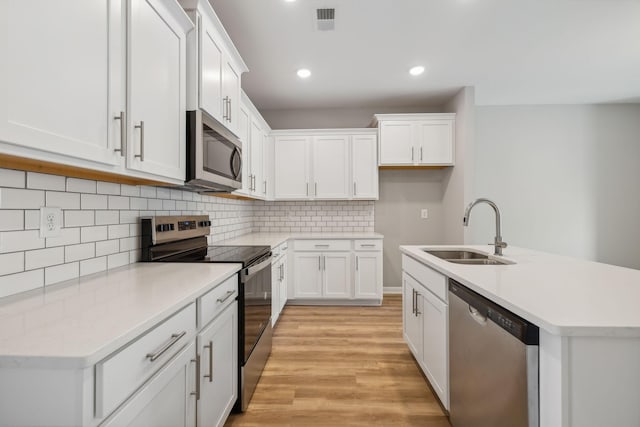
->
463, 198, 507, 256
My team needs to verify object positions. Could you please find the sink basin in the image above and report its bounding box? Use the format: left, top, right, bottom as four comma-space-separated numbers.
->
422, 249, 513, 265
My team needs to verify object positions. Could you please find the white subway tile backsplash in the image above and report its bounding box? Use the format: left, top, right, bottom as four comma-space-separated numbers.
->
45, 262, 79, 286
0, 270, 43, 298
96, 240, 119, 257
0, 230, 45, 253
0, 252, 25, 276
108, 195, 129, 210
65, 243, 95, 263
107, 252, 129, 269
119, 237, 139, 251
24, 210, 40, 230
97, 182, 120, 195
66, 178, 96, 194
64, 210, 94, 227
120, 184, 140, 197
81, 226, 108, 243
46, 228, 80, 248
147, 199, 163, 210
119, 210, 139, 224
46, 191, 79, 209
0, 188, 45, 209
25, 247, 64, 270
170, 189, 182, 200
26, 172, 65, 191
95, 210, 120, 225
107, 224, 129, 240
130, 197, 147, 210
156, 188, 171, 199
80, 256, 107, 276
81, 194, 108, 210
139, 186, 156, 198
0, 210, 24, 231
0, 169, 25, 188
162, 200, 176, 210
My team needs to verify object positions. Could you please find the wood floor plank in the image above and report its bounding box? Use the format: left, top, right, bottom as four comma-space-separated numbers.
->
225, 295, 451, 427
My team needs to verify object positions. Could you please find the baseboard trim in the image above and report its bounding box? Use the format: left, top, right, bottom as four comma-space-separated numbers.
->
383, 286, 402, 295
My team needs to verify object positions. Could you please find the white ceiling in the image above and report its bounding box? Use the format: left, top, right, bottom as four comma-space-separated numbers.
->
209, 0, 640, 110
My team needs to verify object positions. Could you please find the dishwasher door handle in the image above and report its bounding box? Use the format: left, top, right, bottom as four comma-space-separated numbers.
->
468, 305, 488, 325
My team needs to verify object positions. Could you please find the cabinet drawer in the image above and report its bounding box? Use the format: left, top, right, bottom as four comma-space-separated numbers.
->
403, 255, 447, 302
294, 239, 351, 251
354, 240, 382, 251
198, 274, 238, 329
95, 303, 196, 418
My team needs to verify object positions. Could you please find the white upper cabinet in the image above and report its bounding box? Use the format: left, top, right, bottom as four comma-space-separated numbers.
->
273, 129, 378, 201
274, 135, 311, 199
313, 135, 349, 199
128, 0, 189, 181
249, 118, 264, 196
180, 0, 247, 137
0, 0, 123, 166
375, 114, 455, 166
0, 0, 192, 184
351, 134, 379, 199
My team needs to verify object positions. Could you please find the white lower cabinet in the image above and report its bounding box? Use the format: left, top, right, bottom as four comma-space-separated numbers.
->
402, 257, 449, 410
101, 342, 197, 427
271, 242, 288, 326
197, 301, 238, 427
290, 239, 383, 304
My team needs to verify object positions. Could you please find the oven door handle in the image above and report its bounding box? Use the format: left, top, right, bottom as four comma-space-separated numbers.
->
243, 255, 272, 278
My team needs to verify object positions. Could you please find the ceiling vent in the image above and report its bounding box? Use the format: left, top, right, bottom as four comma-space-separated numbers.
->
316, 8, 335, 31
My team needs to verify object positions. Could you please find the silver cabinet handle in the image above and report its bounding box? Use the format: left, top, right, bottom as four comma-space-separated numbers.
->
411, 288, 416, 315
318, 256, 321, 270
191, 355, 200, 400
411, 146, 415, 162
263, 180, 267, 194
228, 98, 232, 122
113, 111, 126, 157
280, 264, 284, 281
360, 244, 376, 248
203, 341, 213, 382
314, 244, 329, 248
134, 121, 144, 161
252, 175, 256, 192
222, 96, 229, 120
315, 182, 318, 196
356, 256, 359, 271
216, 290, 235, 304
322, 255, 326, 271
420, 146, 423, 162
353, 182, 357, 196
146, 331, 186, 361
306, 182, 309, 196
415, 291, 421, 316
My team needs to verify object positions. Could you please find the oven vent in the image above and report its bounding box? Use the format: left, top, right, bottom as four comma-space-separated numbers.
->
316, 8, 335, 31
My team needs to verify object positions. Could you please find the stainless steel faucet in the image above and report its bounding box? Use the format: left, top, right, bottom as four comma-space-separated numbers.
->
463, 198, 508, 256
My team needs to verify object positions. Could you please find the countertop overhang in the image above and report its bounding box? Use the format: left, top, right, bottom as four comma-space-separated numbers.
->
400, 245, 640, 337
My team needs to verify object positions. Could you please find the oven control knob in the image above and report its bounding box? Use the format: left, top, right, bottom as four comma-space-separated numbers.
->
156, 224, 172, 232
199, 220, 211, 227
169, 224, 175, 231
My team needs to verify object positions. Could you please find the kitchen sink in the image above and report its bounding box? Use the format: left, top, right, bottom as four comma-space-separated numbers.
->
422, 249, 514, 265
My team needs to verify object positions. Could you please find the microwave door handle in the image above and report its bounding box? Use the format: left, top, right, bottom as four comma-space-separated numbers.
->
231, 147, 242, 180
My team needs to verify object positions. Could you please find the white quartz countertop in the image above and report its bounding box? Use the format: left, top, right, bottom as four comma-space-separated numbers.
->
400, 245, 640, 337
218, 232, 384, 248
0, 262, 241, 369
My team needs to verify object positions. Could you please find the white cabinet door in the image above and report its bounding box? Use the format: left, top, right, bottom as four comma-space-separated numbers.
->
421, 287, 449, 409
128, 0, 187, 181
312, 135, 349, 199
0, 0, 123, 166
293, 253, 322, 298
274, 136, 311, 199
351, 135, 378, 199
354, 252, 382, 299
417, 120, 454, 165
197, 302, 238, 427
279, 257, 288, 311
379, 121, 414, 165
262, 133, 273, 199
403, 273, 423, 362
234, 104, 251, 195
199, 12, 224, 121
322, 252, 351, 299
222, 59, 241, 135
249, 119, 263, 196
271, 261, 280, 326
102, 341, 196, 427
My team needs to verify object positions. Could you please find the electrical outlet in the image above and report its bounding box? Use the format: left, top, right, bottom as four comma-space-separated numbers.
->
421, 208, 429, 219
40, 207, 62, 238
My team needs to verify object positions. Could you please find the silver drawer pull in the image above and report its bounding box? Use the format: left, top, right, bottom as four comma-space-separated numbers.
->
134, 121, 145, 161
360, 244, 376, 247
191, 355, 201, 400
146, 331, 186, 362
113, 111, 126, 156
204, 341, 213, 382
314, 244, 330, 248
216, 290, 235, 304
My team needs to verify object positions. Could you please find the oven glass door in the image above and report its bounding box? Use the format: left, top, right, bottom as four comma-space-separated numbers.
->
202, 123, 242, 181
241, 257, 272, 364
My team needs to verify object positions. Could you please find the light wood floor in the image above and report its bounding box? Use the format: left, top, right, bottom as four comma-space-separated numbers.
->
225, 295, 451, 427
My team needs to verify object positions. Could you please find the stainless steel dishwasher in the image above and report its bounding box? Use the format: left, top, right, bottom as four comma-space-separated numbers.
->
448, 279, 539, 427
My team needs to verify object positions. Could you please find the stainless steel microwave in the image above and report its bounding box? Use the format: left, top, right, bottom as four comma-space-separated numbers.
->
184, 110, 242, 192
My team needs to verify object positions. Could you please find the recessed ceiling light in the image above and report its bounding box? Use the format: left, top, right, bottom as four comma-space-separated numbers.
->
409, 66, 426, 76
297, 68, 311, 79
284, 0, 296, 2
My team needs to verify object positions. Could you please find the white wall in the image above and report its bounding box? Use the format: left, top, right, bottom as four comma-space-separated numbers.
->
472, 104, 640, 269
442, 87, 476, 244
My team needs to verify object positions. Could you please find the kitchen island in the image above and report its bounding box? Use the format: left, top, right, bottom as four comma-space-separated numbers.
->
400, 245, 640, 427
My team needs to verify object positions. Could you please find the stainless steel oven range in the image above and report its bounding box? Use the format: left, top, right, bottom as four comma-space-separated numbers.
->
140, 215, 272, 412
